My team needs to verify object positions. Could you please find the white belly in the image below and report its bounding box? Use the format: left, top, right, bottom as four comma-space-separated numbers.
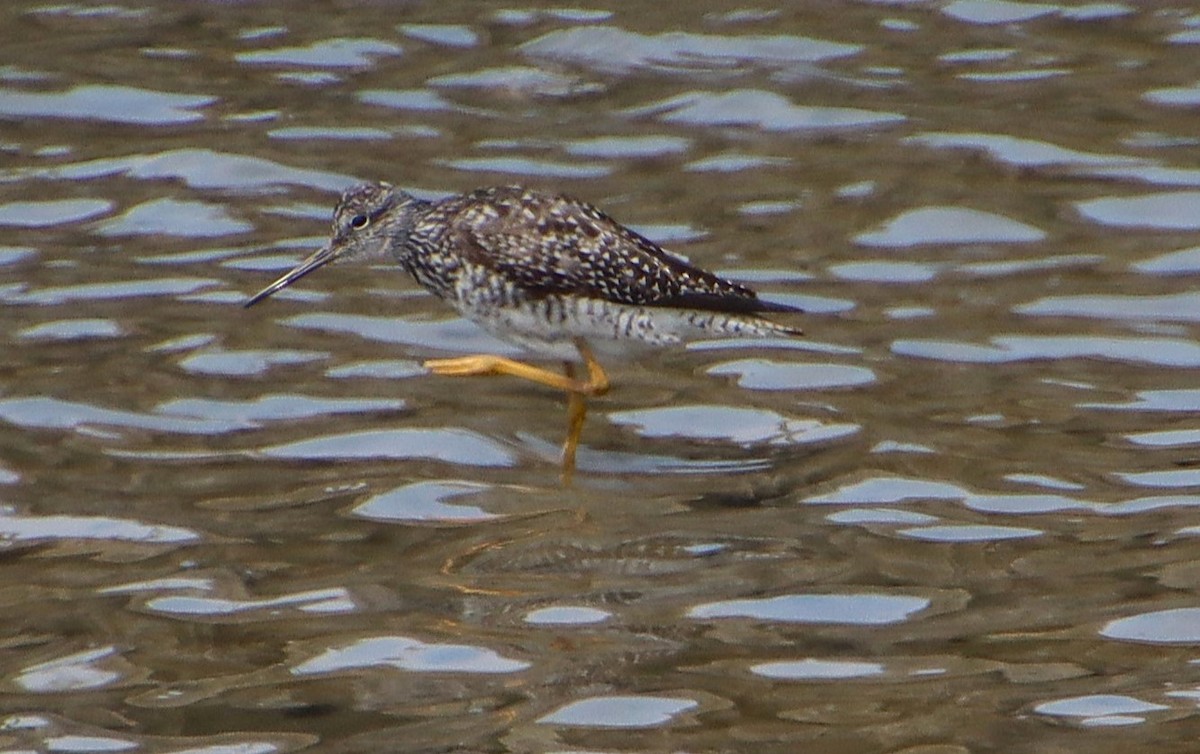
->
456, 295, 784, 363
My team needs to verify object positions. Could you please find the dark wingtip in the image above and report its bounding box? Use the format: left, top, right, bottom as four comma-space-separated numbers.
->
753, 298, 805, 315
653, 291, 805, 317
749, 296, 804, 337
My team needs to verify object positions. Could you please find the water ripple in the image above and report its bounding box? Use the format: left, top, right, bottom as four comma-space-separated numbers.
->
292, 636, 529, 675
2, 276, 219, 305
260, 428, 517, 467
1075, 191, 1200, 230
0, 246, 37, 265
96, 198, 252, 237
894, 335, 1200, 367
806, 477, 969, 505
0, 198, 112, 227
564, 135, 691, 158
145, 587, 356, 621
942, 0, 1058, 25
1, 149, 354, 192
524, 605, 612, 625
521, 26, 861, 74
178, 348, 328, 377
0, 396, 247, 435
0, 84, 214, 124
0, 509, 199, 544
358, 88, 457, 112
351, 481, 501, 523
439, 156, 611, 179
897, 524, 1043, 542
538, 695, 699, 727
905, 131, 1141, 168
829, 260, 940, 282
855, 207, 1045, 246
751, 658, 885, 680
609, 405, 859, 446
637, 90, 905, 132
1133, 245, 1200, 275
1034, 694, 1170, 727
398, 23, 479, 48
429, 66, 601, 98
15, 647, 123, 693
1145, 81, 1200, 107
157, 394, 405, 424
235, 38, 402, 68
1016, 292, 1200, 322
688, 594, 930, 624
1101, 608, 1200, 644
1082, 389, 1200, 412
707, 359, 876, 391
17, 318, 124, 341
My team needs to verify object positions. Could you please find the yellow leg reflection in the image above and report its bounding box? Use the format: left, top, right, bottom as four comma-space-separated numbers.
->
423, 339, 609, 484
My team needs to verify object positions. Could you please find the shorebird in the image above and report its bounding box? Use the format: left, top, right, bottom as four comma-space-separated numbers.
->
244, 183, 802, 480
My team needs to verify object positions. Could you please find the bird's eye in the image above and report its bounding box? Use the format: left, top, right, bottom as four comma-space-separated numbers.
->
349, 214, 369, 230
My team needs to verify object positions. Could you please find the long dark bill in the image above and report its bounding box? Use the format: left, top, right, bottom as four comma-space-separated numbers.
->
243, 245, 337, 308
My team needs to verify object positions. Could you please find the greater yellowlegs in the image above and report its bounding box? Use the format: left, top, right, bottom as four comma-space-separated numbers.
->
245, 183, 803, 478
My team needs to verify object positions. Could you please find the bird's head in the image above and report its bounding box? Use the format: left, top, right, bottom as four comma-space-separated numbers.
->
244, 181, 423, 307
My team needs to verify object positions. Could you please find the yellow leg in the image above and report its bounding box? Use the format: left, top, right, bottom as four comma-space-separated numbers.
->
561, 363, 589, 485
424, 340, 608, 485
423, 339, 609, 396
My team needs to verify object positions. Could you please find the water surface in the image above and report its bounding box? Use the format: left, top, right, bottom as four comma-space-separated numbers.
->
3, 1, 1200, 752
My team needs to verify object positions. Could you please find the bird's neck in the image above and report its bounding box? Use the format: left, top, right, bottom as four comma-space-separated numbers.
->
385, 198, 433, 262
389, 199, 460, 300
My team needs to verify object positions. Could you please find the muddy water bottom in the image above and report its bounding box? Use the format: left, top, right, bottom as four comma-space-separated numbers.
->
4, 1, 1200, 752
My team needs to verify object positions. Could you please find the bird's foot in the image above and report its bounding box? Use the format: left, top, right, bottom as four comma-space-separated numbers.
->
423, 354, 506, 377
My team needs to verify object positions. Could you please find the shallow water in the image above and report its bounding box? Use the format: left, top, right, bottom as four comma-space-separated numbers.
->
4, 1, 1200, 751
